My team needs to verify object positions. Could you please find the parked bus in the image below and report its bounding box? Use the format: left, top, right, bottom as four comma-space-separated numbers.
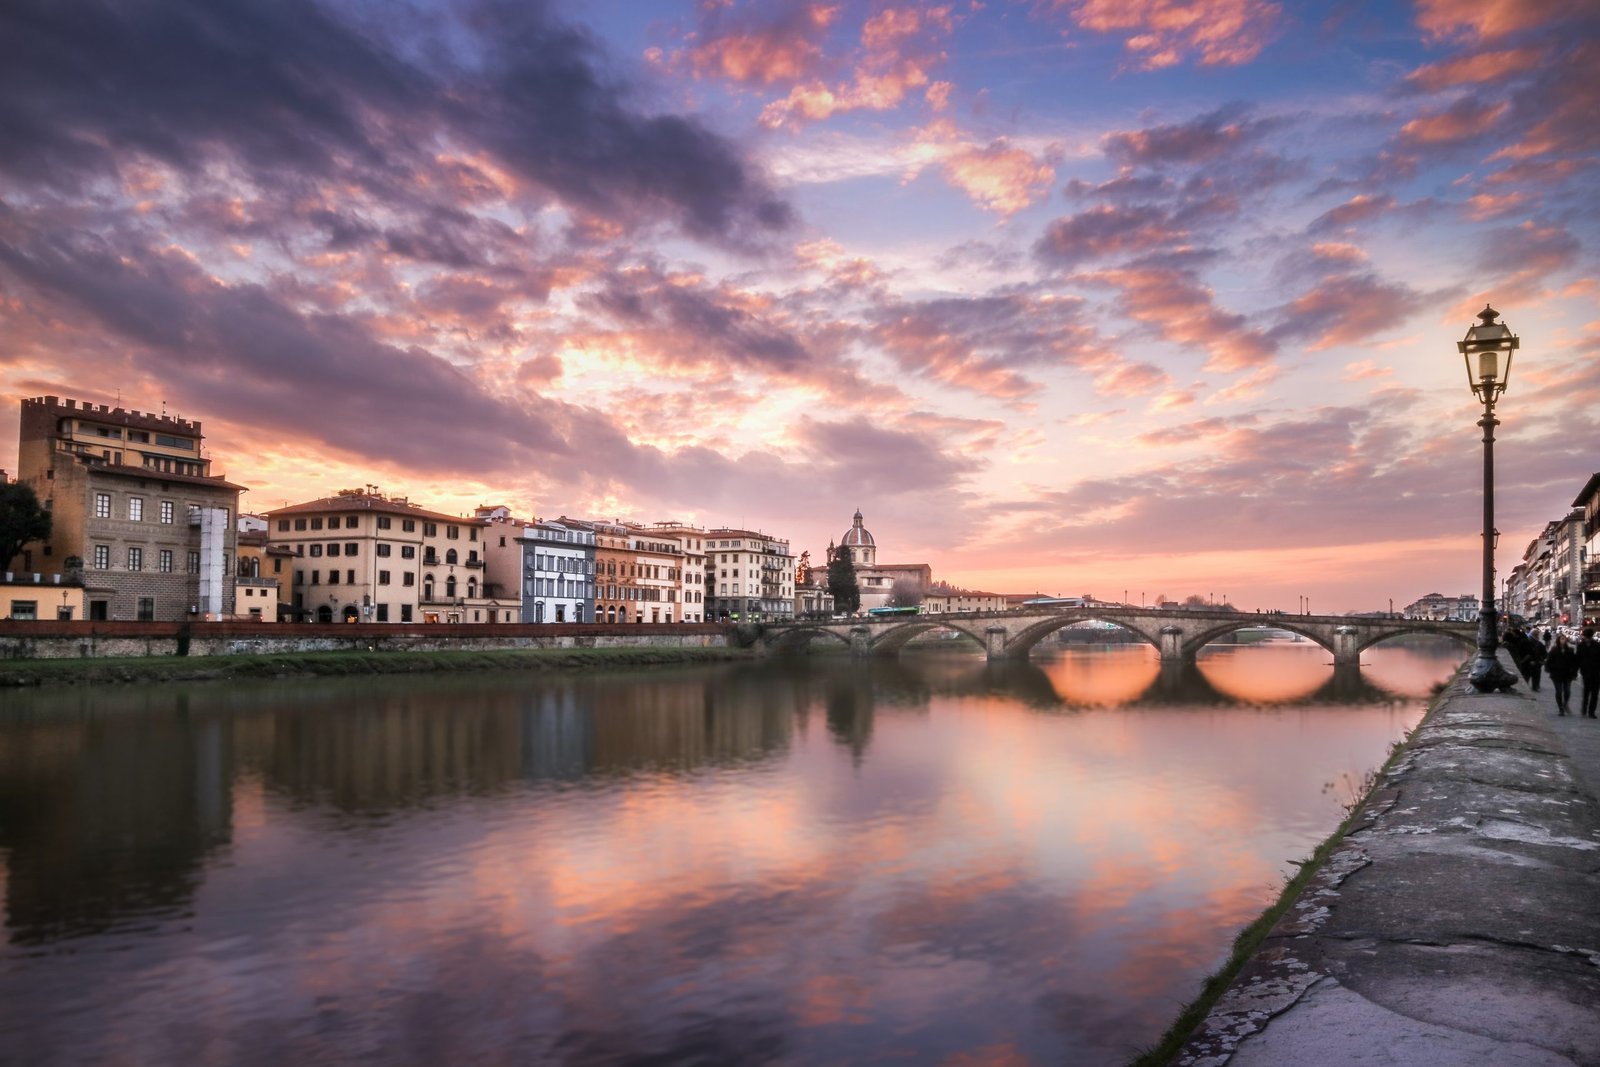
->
865, 606, 921, 617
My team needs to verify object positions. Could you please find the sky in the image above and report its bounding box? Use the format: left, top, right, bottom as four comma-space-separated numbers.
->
1, 0, 1596, 613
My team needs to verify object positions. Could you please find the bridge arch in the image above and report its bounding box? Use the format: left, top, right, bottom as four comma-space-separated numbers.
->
1353, 624, 1476, 657
863, 618, 990, 654
1003, 613, 1167, 659
766, 625, 854, 652
1177, 619, 1338, 662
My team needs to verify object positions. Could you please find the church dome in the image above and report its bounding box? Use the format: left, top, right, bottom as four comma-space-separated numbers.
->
841, 509, 875, 547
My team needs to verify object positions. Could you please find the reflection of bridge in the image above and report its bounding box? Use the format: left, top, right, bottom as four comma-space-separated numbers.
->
762, 606, 1476, 667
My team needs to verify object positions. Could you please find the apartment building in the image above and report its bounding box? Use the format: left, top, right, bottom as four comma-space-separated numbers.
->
649, 522, 708, 623
266, 490, 507, 623
706, 527, 794, 621
576, 519, 638, 624
14, 395, 242, 621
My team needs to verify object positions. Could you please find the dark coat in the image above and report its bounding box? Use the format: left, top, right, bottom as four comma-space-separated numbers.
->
1547, 644, 1579, 684
1577, 638, 1600, 683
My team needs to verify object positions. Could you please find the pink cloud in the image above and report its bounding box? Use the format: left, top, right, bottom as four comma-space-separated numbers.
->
1035, 205, 1185, 266
1414, 0, 1572, 43
757, 5, 956, 128
1405, 47, 1542, 92
1084, 264, 1277, 373
1397, 98, 1508, 147
1053, 0, 1282, 70
904, 122, 1057, 215
1271, 272, 1427, 352
668, 3, 837, 87
1308, 194, 1397, 233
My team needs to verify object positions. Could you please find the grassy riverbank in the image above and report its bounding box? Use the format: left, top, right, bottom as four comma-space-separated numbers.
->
1126, 674, 1454, 1066
0, 645, 757, 687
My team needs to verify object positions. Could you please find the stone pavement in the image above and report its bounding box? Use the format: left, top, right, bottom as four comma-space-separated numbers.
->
1175, 652, 1600, 1066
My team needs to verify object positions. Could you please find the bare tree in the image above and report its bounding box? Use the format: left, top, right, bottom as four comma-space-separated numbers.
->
887, 576, 924, 608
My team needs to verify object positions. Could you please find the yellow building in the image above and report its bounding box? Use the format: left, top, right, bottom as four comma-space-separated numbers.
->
266, 490, 509, 623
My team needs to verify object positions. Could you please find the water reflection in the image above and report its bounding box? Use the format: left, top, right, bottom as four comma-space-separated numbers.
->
0, 644, 1463, 1066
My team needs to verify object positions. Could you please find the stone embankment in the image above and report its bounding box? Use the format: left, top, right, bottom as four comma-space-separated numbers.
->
0, 619, 733, 660
1176, 654, 1600, 1066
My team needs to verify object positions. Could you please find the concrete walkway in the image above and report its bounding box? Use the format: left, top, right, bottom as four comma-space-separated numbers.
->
1176, 653, 1600, 1066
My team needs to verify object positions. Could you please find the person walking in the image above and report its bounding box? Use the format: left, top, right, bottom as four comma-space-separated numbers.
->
1523, 628, 1545, 692
1577, 628, 1600, 719
1547, 633, 1578, 716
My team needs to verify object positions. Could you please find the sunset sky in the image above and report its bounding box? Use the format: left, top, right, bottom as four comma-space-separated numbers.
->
2, 0, 1596, 612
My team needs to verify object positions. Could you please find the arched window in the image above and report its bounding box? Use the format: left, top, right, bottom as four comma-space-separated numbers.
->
446, 576, 457, 599
423, 580, 434, 601
446, 548, 458, 565
467, 578, 477, 599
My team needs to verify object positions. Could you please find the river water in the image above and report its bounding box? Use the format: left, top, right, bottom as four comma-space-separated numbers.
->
0, 639, 1462, 1066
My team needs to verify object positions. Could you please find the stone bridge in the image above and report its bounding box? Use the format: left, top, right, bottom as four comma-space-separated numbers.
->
760, 606, 1477, 667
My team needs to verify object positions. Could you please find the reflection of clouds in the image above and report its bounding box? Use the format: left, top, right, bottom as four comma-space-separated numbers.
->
0, 651, 1444, 1064
1195, 643, 1331, 703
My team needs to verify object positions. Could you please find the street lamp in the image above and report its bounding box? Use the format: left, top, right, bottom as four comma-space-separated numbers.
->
1458, 304, 1519, 692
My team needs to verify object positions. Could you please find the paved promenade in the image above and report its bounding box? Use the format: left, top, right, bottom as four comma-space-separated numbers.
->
1177, 652, 1600, 1066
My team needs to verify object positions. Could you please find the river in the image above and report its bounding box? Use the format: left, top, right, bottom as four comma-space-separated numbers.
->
0, 638, 1463, 1065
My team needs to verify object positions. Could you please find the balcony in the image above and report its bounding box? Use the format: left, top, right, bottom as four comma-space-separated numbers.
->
463, 557, 485, 569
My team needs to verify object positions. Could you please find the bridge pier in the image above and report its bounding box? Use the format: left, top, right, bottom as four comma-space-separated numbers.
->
984, 625, 1009, 661
849, 626, 871, 658
1332, 626, 1362, 667
1158, 625, 1185, 663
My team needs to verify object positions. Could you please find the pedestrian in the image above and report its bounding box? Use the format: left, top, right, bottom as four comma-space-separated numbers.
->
1578, 628, 1600, 719
1522, 628, 1545, 692
1505, 626, 1535, 687
1547, 634, 1578, 716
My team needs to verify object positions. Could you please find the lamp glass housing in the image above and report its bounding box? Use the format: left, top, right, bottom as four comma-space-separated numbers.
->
1458, 306, 1518, 403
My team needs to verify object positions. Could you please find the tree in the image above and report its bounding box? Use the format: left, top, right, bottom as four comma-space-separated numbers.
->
826, 541, 860, 614
887, 575, 924, 608
0, 482, 51, 572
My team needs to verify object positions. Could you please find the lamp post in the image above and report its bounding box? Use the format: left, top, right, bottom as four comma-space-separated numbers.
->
1459, 304, 1519, 692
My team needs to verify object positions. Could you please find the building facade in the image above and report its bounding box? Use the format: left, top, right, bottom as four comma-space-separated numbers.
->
648, 522, 707, 623
266, 490, 506, 624
706, 528, 793, 621
526, 519, 596, 623
14, 395, 243, 621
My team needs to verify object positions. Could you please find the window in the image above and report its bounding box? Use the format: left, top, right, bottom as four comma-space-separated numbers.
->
309, 544, 323, 557
295, 518, 307, 530
376, 544, 392, 558
376, 604, 389, 622
424, 523, 438, 537
401, 604, 413, 622
187, 551, 199, 573
446, 549, 458, 565
329, 571, 340, 585
311, 570, 321, 584
346, 543, 358, 555
92, 544, 110, 569
403, 572, 415, 586
9, 600, 38, 620
159, 549, 173, 573
94, 493, 111, 518
128, 497, 143, 521
402, 519, 415, 532
345, 516, 358, 529
446, 525, 459, 539
327, 543, 340, 557
378, 570, 391, 585
311, 518, 323, 530
401, 545, 416, 559
347, 569, 355, 584
294, 571, 304, 586
137, 598, 155, 621
125, 547, 142, 571
277, 518, 289, 531
273, 558, 282, 574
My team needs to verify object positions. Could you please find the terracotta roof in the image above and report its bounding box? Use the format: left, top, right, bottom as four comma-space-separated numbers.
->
81, 460, 247, 493
266, 493, 485, 525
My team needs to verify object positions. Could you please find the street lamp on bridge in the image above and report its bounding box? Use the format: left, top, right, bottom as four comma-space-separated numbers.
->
1458, 304, 1520, 692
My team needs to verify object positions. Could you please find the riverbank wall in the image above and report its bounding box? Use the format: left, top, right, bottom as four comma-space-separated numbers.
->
0, 620, 734, 660
1171, 654, 1600, 1065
